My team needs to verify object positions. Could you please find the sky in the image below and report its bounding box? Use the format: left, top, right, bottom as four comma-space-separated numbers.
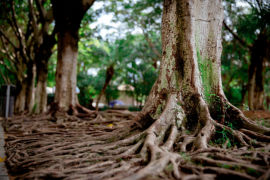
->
90, 1, 250, 40
89, 1, 143, 40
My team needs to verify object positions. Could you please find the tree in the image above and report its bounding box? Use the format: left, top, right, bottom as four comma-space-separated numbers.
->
0, 0, 56, 114
223, 0, 270, 110
33, 0, 56, 114
0, 0, 35, 113
106, 0, 162, 68
57, 0, 268, 178
90, 0, 269, 178
51, 0, 95, 113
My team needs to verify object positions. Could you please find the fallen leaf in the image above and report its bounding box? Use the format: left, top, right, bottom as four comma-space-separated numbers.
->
0, 156, 6, 162
107, 124, 113, 128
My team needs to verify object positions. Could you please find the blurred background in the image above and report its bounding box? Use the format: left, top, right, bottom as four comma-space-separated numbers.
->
0, 0, 269, 112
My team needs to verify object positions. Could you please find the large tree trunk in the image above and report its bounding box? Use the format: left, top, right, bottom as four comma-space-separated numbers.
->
247, 31, 268, 110
135, 0, 268, 154
54, 30, 79, 111
137, 0, 224, 149
121, 1, 269, 178
52, 0, 95, 113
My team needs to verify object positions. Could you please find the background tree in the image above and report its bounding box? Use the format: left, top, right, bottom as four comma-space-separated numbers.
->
223, 0, 270, 110
0, 0, 56, 114
105, 0, 162, 67
51, 0, 95, 113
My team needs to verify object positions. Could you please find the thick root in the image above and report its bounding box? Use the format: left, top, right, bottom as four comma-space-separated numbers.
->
4, 95, 270, 179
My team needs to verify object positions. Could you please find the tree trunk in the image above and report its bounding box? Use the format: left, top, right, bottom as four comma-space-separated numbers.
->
54, 30, 79, 111
35, 63, 48, 114
240, 83, 247, 110
52, 0, 95, 113
15, 82, 27, 114
135, 0, 269, 153
247, 31, 268, 110
137, 0, 223, 148
95, 65, 114, 110
34, 33, 56, 114
25, 62, 36, 113
116, 1, 269, 178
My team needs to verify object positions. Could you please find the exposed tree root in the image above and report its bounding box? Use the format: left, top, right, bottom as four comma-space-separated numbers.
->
3, 99, 270, 179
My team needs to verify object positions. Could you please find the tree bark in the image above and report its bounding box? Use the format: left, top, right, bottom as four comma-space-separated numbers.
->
53, 30, 79, 111
52, 0, 95, 112
135, 0, 268, 153
134, 0, 224, 149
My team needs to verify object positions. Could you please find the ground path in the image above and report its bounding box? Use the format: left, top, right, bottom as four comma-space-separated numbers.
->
2, 110, 270, 179
0, 117, 9, 180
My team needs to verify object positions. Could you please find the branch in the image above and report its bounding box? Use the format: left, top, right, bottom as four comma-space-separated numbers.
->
0, 29, 18, 50
82, 0, 95, 9
139, 21, 161, 59
223, 21, 252, 50
10, 1, 24, 44
0, 59, 16, 74
10, 1, 29, 63
255, 0, 262, 12
35, 0, 46, 22
0, 67, 9, 84
0, 35, 18, 64
28, 0, 39, 39
243, 0, 256, 10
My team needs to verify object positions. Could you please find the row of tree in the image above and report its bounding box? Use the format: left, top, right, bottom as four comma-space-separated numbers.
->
0, 0, 96, 114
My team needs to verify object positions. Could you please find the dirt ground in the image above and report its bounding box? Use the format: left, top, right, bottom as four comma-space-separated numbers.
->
3, 110, 270, 180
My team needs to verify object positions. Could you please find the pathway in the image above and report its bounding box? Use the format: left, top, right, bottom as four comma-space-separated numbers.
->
0, 117, 9, 180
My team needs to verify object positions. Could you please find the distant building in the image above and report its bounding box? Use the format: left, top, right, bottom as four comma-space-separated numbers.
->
95, 84, 138, 108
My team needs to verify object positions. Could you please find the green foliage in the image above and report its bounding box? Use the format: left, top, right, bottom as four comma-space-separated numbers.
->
221, 33, 249, 107
222, 0, 270, 108
128, 106, 142, 111
104, 0, 162, 33
76, 25, 159, 106
47, 50, 57, 87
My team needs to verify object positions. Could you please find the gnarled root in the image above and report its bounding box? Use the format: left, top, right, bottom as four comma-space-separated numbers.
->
4, 93, 270, 179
